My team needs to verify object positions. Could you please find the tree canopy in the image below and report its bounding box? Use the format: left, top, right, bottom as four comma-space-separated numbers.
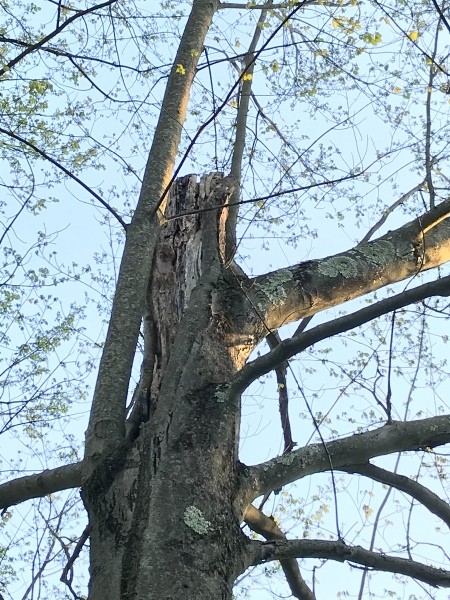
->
1, 1, 450, 599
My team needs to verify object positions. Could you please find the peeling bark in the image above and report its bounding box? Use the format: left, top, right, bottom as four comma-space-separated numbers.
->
82, 173, 250, 600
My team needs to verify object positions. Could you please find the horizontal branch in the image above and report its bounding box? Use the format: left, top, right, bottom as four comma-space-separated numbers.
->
342, 462, 450, 529
243, 196, 450, 331
239, 416, 450, 503
235, 275, 450, 393
244, 504, 315, 600
0, 461, 83, 509
248, 538, 450, 587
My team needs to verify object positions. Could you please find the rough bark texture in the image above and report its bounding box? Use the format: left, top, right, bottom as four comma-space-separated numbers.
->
82, 174, 250, 600
77, 173, 450, 599
244, 198, 450, 330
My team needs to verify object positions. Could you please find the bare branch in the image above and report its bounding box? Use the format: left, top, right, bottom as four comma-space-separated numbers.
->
219, 0, 346, 8
236, 275, 450, 394
166, 170, 370, 221
0, 126, 127, 229
0, 462, 83, 509
61, 523, 91, 597
424, 18, 441, 209
342, 462, 450, 529
158, 0, 309, 210
239, 416, 450, 502
248, 538, 450, 587
244, 504, 315, 600
266, 331, 294, 453
0, 0, 119, 78
226, 4, 270, 261
358, 181, 425, 244
431, 0, 450, 35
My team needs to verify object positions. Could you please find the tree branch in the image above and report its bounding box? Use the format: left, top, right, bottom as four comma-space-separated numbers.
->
0, 461, 83, 509
83, 0, 220, 467
0, 126, 127, 229
244, 504, 315, 600
158, 0, 309, 210
226, 5, 269, 261
248, 538, 450, 587
0, 0, 118, 78
243, 196, 450, 331
358, 181, 425, 244
239, 416, 450, 503
341, 462, 450, 529
266, 331, 294, 453
235, 275, 450, 393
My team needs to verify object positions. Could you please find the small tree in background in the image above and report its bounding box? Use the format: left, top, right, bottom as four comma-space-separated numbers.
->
1, 1, 450, 598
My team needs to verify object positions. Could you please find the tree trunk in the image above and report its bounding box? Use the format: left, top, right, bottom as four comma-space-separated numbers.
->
81, 173, 250, 599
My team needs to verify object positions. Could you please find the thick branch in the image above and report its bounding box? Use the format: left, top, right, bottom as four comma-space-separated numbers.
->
239, 416, 450, 503
0, 462, 82, 509
248, 538, 450, 587
235, 275, 450, 393
84, 0, 220, 466
244, 197, 450, 330
244, 504, 315, 600
342, 462, 450, 529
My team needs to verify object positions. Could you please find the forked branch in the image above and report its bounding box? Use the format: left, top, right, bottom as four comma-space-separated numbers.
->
244, 504, 315, 600
239, 416, 450, 503
236, 275, 450, 393
248, 538, 450, 587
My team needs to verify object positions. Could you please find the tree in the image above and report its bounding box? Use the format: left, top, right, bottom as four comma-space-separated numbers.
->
1, 0, 450, 598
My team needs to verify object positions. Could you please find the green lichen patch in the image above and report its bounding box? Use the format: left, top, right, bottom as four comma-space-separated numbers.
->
279, 453, 295, 465
357, 240, 395, 266
256, 269, 293, 306
317, 256, 359, 278
184, 506, 211, 535
215, 383, 230, 403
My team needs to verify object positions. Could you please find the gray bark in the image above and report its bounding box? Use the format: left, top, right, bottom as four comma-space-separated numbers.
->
247, 538, 450, 587
4, 1, 450, 598
240, 416, 450, 503
244, 198, 450, 330
82, 174, 248, 600
84, 0, 220, 467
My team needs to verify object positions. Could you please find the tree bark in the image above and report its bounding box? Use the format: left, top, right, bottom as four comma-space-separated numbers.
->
82, 174, 249, 600
84, 0, 220, 467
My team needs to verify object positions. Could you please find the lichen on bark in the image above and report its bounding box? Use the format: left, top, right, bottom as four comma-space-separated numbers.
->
255, 269, 293, 307
317, 256, 359, 278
